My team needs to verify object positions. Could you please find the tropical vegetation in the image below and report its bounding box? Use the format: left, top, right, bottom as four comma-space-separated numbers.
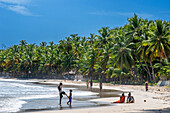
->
0, 14, 169, 90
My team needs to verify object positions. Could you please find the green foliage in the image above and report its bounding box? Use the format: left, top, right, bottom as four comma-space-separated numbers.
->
92, 80, 100, 83
0, 14, 169, 84
154, 62, 170, 77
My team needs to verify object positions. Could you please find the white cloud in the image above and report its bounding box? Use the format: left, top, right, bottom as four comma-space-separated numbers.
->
88, 11, 153, 18
0, 0, 31, 5
8, 5, 32, 16
0, 0, 36, 16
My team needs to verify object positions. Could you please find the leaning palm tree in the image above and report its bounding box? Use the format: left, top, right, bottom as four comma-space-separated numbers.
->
142, 20, 170, 83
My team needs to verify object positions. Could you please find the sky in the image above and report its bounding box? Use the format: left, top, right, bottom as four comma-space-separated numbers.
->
0, 0, 170, 48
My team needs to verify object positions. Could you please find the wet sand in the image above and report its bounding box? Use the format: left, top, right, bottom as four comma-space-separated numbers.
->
27, 79, 170, 113
21, 81, 123, 112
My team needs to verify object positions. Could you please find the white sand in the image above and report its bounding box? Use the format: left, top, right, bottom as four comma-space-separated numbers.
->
27, 79, 170, 113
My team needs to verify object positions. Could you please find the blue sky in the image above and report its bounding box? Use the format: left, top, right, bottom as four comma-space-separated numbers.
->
0, 0, 170, 48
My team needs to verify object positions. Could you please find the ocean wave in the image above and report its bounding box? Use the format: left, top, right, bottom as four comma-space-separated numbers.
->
0, 98, 26, 113
9, 83, 44, 88
19, 95, 58, 100
0, 78, 38, 83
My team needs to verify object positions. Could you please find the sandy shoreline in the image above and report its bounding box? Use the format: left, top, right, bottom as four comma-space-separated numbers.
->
25, 79, 170, 113
1, 78, 170, 113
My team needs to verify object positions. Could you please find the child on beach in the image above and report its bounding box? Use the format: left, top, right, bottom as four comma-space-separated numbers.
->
67, 89, 72, 105
145, 81, 148, 91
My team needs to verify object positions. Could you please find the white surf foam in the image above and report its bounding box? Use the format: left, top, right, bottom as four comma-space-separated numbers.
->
0, 78, 38, 83
19, 95, 58, 100
9, 83, 44, 88
0, 98, 26, 113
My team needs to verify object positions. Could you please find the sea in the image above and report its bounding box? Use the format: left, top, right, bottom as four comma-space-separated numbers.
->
0, 78, 122, 113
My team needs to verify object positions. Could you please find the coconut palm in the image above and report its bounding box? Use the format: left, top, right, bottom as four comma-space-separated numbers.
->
141, 20, 170, 82
145, 20, 170, 62
112, 35, 134, 70
96, 43, 113, 91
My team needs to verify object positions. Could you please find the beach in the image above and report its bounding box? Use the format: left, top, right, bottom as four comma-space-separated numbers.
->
27, 79, 170, 113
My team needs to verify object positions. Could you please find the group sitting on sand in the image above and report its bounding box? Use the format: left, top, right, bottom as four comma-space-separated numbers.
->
113, 92, 135, 103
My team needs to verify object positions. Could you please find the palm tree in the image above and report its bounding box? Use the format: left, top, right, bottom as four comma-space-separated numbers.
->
112, 36, 134, 70
97, 27, 112, 48
0, 50, 6, 74
108, 65, 131, 84
97, 43, 113, 91
146, 20, 170, 62
125, 13, 143, 43
96, 27, 113, 90
142, 20, 170, 82
85, 48, 98, 89
23, 44, 36, 77
137, 31, 153, 82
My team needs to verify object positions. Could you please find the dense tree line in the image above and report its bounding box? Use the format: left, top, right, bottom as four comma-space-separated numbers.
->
0, 14, 169, 88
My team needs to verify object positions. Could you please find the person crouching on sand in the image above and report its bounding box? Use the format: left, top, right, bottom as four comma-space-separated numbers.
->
67, 89, 72, 105
113, 93, 125, 103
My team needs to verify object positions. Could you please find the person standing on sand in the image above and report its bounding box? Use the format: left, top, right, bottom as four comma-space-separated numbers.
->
58, 83, 66, 105
145, 81, 148, 91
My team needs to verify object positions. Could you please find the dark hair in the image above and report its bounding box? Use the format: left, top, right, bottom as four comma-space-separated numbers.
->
70, 89, 72, 92
59, 83, 62, 85
122, 93, 124, 96
128, 92, 131, 96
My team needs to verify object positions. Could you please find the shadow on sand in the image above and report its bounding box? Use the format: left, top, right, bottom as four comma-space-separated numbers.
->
141, 107, 170, 113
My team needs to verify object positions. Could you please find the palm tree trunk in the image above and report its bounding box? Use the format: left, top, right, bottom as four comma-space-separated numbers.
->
138, 59, 150, 79
100, 74, 103, 92
133, 65, 140, 83
90, 73, 93, 89
144, 60, 152, 82
114, 77, 116, 85
150, 60, 156, 83
162, 50, 169, 63
134, 63, 143, 84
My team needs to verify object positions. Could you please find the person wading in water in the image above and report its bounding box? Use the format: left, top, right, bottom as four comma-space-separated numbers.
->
58, 83, 66, 106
